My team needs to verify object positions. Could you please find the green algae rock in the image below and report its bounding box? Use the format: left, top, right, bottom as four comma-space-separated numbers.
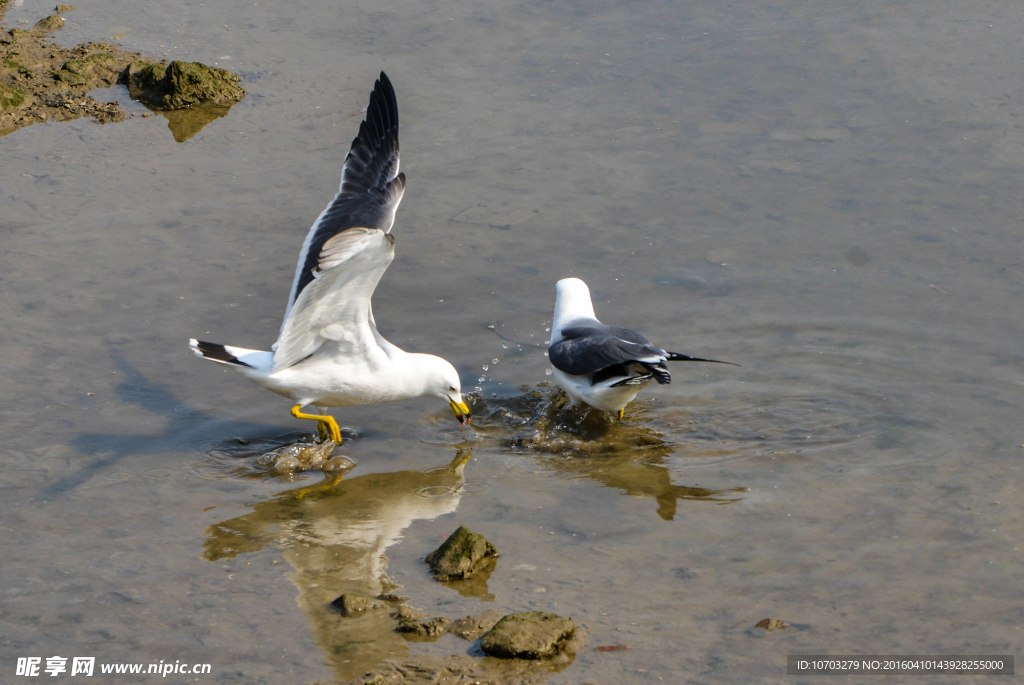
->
424, 525, 498, 581
34, 15, 65, 31
0, 84, 26, 110
122, 59, 165, 91
120, 59, 245, 109
57, 52, 118, 86
479, 612, 576, 659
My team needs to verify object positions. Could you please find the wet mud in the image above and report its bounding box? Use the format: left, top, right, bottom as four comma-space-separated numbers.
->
0, 2, 140, 133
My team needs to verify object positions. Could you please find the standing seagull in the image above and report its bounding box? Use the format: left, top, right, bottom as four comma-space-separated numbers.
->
547, 278, 736, 418
190, 73, 470, 443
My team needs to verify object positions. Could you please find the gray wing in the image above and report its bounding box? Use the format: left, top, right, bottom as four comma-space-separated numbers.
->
280, 72, 405, 332
548, 324, 667, 377
604, 325, 652, 346
549, 322, 739, 384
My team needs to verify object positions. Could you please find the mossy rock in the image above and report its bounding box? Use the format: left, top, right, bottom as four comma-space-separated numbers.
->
57, 53, 119, 86
3, 58, 33, 77
329, 592, 383, 617
479, 612, 576, 659
121, 59, 245, 109
35, 15, 65, 31
0, 84, 28, 111
55, 71, 86, 86
121, 60, 164, 90
424, 525, 498, 581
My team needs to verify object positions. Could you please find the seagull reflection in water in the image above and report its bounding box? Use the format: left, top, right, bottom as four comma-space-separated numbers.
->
203, 450, 471, 682
427, 389, 747, 520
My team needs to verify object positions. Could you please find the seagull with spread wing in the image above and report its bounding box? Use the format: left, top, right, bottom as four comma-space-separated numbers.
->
190, 73, 470, 443
547, 278, 737, 417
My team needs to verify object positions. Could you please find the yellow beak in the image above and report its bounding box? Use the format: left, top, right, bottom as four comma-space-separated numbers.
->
449, 398, 471, 425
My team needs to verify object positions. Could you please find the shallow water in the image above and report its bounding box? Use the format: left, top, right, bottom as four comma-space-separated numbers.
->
2, 0, 1022, 682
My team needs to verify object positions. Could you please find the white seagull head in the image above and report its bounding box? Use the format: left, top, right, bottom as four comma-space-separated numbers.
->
552, 277, 598, 341
418, 355, 471, 425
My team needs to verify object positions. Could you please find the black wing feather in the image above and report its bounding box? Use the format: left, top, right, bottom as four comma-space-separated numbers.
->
292, 72, 402, 306
666, 352, 740, 366
341, 72, 399, 199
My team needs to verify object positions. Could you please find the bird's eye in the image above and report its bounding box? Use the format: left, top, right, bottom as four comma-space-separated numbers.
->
448, 386, 456, 391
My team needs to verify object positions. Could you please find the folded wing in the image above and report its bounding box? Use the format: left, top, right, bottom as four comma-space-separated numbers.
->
549, 321, 737, 386
549, 325, 668, 377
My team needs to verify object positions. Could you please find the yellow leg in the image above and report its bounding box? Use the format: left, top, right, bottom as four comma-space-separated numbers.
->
618, 408, 625, 420
448, 449, 472, 470
293, 473, 345, 501
291, 404, 342, 444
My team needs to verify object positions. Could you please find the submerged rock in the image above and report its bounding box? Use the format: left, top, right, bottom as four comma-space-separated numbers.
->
395, 614, 450, 638
392, 604, 449, 639
121, 59, 245, 109
424, 525, 498, 581
755, 618, 789, 631
438, 554, 497, 598
376, 593, 408, 603
449, 609, 504, 641
329, 592, 382, 617
480, 611, 577, 659
256, 439, 343, 474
